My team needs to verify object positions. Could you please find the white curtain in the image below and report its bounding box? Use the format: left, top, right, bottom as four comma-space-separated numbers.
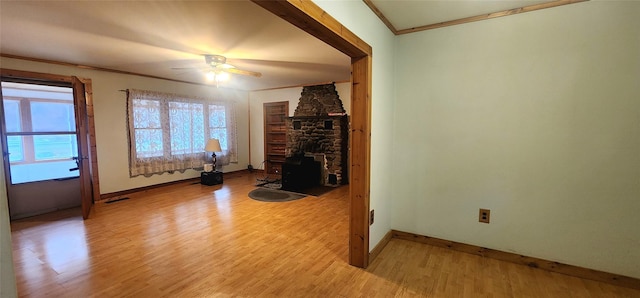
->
207, 102, 238, 165
127, 89, 237, 177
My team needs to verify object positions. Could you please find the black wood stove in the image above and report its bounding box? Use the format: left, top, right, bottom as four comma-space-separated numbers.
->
281, 155, 321, 192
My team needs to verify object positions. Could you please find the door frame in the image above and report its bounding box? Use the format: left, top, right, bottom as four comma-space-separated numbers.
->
251, 0, 373, 268
0, 69, 100, 219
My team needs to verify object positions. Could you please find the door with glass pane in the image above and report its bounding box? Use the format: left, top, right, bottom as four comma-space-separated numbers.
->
1, 81, 82, 219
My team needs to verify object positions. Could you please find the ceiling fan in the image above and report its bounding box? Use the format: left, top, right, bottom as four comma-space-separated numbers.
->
173, 54, 262, 84
204, 55, 261, 77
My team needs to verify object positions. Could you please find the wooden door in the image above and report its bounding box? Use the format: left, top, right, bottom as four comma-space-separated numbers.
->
72, 77, 93, 219
0, 83, 10, 211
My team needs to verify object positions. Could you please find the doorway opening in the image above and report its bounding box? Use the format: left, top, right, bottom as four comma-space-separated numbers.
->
1, 81, 80, 219
251, 0, 373, 267
1, 69, 99, 220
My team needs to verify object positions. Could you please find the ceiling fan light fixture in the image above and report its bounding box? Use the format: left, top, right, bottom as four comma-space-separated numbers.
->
172, 54, 260, 84
217, 72, 230, 82
205, 70, 230, 86
205, 71, 216, 81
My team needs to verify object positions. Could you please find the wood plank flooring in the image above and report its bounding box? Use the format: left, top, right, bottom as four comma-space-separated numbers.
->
11, 173, 640, 297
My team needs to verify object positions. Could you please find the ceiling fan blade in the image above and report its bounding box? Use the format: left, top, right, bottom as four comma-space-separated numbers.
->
171, 67, 207, 70
225, 68, 262, 78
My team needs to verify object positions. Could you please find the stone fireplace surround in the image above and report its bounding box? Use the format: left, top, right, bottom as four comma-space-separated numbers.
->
285, 83, 349, 186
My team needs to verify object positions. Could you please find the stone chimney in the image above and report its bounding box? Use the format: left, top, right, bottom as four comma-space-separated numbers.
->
286, 83, 349, 185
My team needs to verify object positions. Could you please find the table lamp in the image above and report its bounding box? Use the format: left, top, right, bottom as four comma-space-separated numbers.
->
205, 138, 222, 172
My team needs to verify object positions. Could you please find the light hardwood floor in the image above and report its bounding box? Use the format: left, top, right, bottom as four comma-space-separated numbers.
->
10, 173, 640, 297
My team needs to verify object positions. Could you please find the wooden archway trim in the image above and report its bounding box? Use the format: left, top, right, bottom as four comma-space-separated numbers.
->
251, 0, 373, 268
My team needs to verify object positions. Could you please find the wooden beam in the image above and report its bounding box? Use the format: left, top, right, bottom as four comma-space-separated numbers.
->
252, 0, 371, 57
394, 0, 588, 35
349, 55, 372, 267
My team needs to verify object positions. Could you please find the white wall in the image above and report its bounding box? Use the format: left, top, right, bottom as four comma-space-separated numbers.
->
312, 1, 396, 252
0, 164, 17, 297
392, 1, 640, 278
0, 57, 250, 194
248, 82, 351, 169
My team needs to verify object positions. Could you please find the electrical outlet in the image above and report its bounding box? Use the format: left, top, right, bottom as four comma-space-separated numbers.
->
370, 210, 374, 225
479, 208, 490, 223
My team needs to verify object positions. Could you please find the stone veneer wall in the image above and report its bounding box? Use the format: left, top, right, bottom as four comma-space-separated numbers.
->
286, 83, 349, 185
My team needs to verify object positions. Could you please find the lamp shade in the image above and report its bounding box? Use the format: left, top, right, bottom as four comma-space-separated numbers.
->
205, 139, 222, 152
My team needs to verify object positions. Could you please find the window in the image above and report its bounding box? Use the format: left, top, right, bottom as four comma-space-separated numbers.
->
132, 99, 163, 158
169, 101, 205, 156
127, 89, 237, 177
208, 104, 228, 150
1, 82, 78, 184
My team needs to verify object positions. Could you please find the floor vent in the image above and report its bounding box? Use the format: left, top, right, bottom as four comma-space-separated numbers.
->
105, 197, 130, 204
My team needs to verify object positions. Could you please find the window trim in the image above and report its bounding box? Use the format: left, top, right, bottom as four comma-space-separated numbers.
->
3, 85, 78, 164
